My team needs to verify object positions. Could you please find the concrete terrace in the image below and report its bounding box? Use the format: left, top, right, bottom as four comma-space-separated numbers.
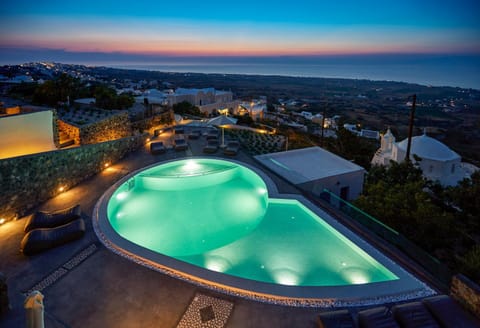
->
1, 127, 433, 328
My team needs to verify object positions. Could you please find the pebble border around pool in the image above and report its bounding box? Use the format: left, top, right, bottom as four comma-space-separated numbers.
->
23, 243, 98, 296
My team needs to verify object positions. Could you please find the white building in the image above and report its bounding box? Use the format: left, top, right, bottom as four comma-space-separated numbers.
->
239, 99, 266, 120
166, 88, 238, 115
372, 129, 477, 186
136, 89, 168, 106
255, 146, 365, 201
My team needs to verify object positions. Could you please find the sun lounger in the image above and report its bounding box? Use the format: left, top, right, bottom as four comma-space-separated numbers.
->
24, 205, 81, 233
188, 130, 201, 139
358, 306, 400, 328
20, 218, 86, 255
203, 139, 219, 153
174, 137, 188, 151
422, 294, 480, 328
174, 128, 184, 135
318, 309, 356, 328
392, 302, 440, 328
150, 141, 166, 154
206, 130, 219, 140
223, 141, 240, 156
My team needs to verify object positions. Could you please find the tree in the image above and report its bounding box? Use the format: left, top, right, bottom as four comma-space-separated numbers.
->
32, 73, 85, 106
459, 245, 480, 282
94, 85, 116, 109
94, 85, 134, 110
172, 101, 204, 117
354, 161, 456, 252
324, 127, 378, 169
445, 171, 480, 231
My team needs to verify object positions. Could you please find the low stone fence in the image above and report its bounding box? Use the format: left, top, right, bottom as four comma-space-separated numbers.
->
0, 133, 148, 221
451, 274, 480, 318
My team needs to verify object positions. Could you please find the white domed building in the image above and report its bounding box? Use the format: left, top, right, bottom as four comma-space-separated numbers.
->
372, 129, 477, 186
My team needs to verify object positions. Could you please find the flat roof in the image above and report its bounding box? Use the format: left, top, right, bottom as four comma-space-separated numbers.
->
255, 146, 365, 185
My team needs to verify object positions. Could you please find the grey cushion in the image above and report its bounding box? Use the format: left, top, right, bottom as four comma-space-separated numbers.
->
392, 302, 440, 328
24, 205, 81, 232
318, 309, 356, 328
423, 295, 480, 328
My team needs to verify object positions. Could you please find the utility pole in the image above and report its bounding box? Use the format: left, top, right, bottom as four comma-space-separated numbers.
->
405, 94, 416, 162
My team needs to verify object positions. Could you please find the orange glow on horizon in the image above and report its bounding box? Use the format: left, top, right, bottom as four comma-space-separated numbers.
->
3, 34, 475, 57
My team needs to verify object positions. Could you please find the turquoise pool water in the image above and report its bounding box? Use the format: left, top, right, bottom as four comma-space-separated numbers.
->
106, 158, 397, 287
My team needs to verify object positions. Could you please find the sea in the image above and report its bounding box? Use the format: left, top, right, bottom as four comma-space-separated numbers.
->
1, 50, 479, 90
106, 55, 480, 90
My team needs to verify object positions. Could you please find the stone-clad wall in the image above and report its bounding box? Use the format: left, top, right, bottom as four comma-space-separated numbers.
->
80, 112, 132, 145
0, 134, 148, 221
52, 109, 60, 147
451, 274, 480, 318
57, 119, 81, 144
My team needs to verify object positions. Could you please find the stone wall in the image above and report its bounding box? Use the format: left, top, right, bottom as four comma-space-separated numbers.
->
131, 110, 175, 133
52, 109, 59, 147
0, 134, 148, 221
451, 274, 480, 318
79, 112, 131, 145
57, 119, 80, 144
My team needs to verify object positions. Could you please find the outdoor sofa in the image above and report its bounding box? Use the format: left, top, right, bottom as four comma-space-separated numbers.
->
422, 294, 480, 328
316, 295, 480, 328
358, 306, 400, 328
20, 218, 86, 256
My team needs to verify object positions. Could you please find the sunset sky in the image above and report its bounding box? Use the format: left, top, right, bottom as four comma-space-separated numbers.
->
1, 0, 479, 58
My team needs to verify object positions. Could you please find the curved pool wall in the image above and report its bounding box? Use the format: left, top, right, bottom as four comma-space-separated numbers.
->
93, 157, 435, 307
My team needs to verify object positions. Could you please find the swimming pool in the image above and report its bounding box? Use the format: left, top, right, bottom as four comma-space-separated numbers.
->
94, 158, 433, 306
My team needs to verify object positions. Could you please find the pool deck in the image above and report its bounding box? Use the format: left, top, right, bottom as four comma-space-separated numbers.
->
0, 129, 437, 327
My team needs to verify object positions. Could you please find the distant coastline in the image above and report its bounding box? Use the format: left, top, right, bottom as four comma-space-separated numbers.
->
1, 50, 479, 90
108, 57, 480, 90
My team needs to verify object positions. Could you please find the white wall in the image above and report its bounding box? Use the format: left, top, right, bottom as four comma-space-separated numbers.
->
302, 170, 365, 202
0, 111, 56, 159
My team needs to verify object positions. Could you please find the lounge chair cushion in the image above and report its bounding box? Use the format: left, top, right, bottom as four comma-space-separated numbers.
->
392, 302, 440, 328
24, 204, 81, 232
422, 295, 480, 328
318, 309, 356, 328
358, 306, 400, 328
20, 218, 86, 255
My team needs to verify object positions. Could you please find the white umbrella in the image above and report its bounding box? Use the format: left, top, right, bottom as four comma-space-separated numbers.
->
207, 115, 237, 147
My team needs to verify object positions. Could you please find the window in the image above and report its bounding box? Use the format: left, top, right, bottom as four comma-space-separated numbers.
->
451, 164, 455, 174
